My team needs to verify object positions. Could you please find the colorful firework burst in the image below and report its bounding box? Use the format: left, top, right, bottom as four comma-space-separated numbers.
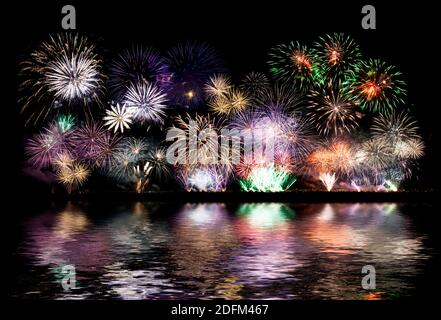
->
19, 33, 105, 126
123, 82, 168, 126
257, 106, 315, 161
238, 165, 296, 192
103, 103, 135, 133
165, 41, 225, 108
346, 59, 406, 113
307, 83, 361, 135
56, 114, 75, 133
312, 33, 361, 81
306, 139, 356, 179
26, 123, 75, 168
108, 46, 172, 100
267, 41, 319, 92
177, 165, 230, 192
72, 121, 108, 160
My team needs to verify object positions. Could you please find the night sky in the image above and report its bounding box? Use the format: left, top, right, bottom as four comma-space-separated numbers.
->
8, 1, 439, 191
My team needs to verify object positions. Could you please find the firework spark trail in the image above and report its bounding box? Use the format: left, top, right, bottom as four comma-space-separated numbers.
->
168, 113, 235, 167
268, 41, 319, 92
103, 103, 135, 133
108, 46, 172, 100
19, 33, 105, 126
71, 121, 108, 161
204, 74, 232, 99
123, 82, 168, 126
240, 72, 271, 99
56, 161, 90, 194
133, 161, 153, 193
319, 172, 337, 191
346, 59, 406, 114
177, 165, 231, 192
18, 32, 425, 193
312, 33, 361, 82
208, 88, 250, 117
26, 123, 76, 169
307, 83, 360, 136
238, 165, 296, 192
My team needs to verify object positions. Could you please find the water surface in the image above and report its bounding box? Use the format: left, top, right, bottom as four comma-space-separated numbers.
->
10, 202, 437, 300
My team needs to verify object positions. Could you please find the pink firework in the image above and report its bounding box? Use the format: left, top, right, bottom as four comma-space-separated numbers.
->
25, 123, 75, 168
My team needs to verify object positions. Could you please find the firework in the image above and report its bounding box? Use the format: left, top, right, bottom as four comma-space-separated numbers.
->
56, 162, 90, 193
307, 83, 361, 135
57, 114, 75, 133
232, 84, 312, 160
312, 33, 361, 81
306, 139, 356, 184
346, 59, 406, 113
19, 33, 105, 125
53, 151, 75, 170
122, 137, 150, 161
111, 138, 172, 187
267, 41, 318, 91
257, 105, 315, 161
165, 41, 225, 108
204, 74, 232, 99
103, 103, 135, 133
108, 46, 171, 100
109, 137, 151, 184
393, 138, 425, 159
319, 172, 337, 191
133, 161, 153, 193
94, 132, 122, 170
177, 165, 230, 192
383, 165, 407, 191
72, 121, 108, 160
169, 113, 232, 166
26, 123, 75, 168
123, 82, 168, 126
371, 111, 424, 159
357, 138, 395, 171
228, 87, 314, 167
208, 88, 250, 117
238, 166, 296, 192
147, 147, 172, 182
239, 72, 271, 99
371, 111, 418, 143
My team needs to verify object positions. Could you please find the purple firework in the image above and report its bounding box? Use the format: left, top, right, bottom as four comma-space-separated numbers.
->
25, 123, 75, 169
108, 46, 172, 100
165, 41, 226, 109
72, 121, 108, 161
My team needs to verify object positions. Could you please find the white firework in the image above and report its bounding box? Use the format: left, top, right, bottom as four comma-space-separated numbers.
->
204, 74, 231, 99
103, 103, 135, 133
47, 54, 101, 100
319, 172, 337, 191
123, 82, 168, 125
